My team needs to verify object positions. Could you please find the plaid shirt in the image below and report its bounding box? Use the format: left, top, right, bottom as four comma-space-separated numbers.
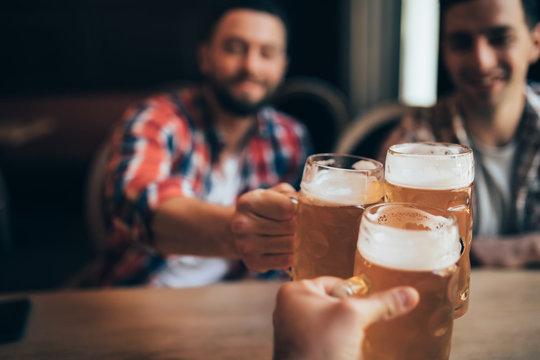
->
381, 82, 540, 236
92, 86, 312, 286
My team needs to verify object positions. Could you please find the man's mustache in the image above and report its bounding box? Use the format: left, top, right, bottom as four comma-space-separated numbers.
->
226, 73, 268, 87
460, 66, 508, 82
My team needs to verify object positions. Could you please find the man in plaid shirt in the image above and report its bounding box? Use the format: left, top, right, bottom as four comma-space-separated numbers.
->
381, 0, 540, 267
89, 0, 312, 287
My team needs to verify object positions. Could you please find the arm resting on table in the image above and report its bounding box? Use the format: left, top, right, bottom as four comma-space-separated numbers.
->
471, 232, 540, 267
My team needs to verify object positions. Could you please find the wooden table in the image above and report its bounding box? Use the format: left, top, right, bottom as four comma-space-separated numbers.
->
0, 270, 539, 359
451, 269, 540, 360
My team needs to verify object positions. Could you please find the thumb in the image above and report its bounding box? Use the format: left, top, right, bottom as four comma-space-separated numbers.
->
355, 286, 419, 324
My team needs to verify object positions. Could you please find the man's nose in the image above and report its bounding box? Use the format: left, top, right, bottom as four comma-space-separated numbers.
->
470, 37, 498, 72
242, 49, 263, 74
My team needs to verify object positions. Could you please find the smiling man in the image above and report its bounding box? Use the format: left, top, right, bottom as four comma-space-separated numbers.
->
87, 0, 312, 287
382, 0, 540, 267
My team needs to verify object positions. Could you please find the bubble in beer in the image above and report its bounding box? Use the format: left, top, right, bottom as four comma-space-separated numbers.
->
302, 169, 383, 206
385, 143, 474, 190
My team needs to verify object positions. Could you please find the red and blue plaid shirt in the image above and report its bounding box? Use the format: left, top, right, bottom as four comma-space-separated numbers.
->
92, 86, 312, 286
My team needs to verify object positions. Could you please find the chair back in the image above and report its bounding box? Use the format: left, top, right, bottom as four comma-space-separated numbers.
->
272, 77, 349, 153
334, 102, 410, 160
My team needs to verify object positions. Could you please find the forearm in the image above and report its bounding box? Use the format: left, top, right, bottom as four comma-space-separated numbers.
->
152, 196, 239, 258
471, 232, 540, 267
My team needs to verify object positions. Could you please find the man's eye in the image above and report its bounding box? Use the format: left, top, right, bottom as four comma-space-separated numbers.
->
488, 33, 512, 47
261, 48, 279, 59
224, 42, 246, 54
447, 35, 473, 51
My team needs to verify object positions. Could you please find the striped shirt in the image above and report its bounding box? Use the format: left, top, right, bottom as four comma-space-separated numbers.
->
91, 86, 312, 286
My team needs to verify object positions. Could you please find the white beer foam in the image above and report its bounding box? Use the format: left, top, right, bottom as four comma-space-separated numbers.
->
302, 170, 383, 206
385, 143, 474, 190
358, 207, 461, 271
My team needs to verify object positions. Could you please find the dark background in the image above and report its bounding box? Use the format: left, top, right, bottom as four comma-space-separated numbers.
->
0, 0, 345, 99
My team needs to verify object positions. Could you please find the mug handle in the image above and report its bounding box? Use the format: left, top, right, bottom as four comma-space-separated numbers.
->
285, 195, 299, 279
330, 274, 372, 299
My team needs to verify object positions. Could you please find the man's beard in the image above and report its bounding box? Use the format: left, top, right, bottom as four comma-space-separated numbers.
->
208, 74, 276, 116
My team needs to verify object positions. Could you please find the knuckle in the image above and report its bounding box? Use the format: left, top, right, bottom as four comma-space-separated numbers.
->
277, 281, 295, 299
251, 188, 266, 200
231, 215, 249, 234
235, 200, 249, 213
236, 190, 257, 209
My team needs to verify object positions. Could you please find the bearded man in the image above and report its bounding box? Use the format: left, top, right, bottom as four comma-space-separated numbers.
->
89, 0, 312, 287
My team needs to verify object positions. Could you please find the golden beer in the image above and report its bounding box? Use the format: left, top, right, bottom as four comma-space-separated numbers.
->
292, 154, 383, 280
385, 142, 474, 318
354, 203, 460, 360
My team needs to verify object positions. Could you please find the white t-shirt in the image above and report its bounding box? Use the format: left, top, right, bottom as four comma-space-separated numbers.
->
473, 140, 517, 237
150, 156, 242, 288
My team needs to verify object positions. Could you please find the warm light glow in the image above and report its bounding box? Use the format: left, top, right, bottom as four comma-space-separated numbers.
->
399, 0, 439, 106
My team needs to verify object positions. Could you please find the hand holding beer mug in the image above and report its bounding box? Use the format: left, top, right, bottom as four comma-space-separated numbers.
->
291, 154, 384, 280
333, 202, 461, 360
385, 142, 474, 318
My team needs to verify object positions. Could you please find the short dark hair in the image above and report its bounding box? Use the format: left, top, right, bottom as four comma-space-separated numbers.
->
440, 0, 539, 30
199, 0, 290, 46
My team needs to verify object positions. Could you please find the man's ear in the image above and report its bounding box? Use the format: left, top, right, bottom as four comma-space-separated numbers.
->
529, 23, 540, 64
278, 54, 290, 83
197, 43, 211, 75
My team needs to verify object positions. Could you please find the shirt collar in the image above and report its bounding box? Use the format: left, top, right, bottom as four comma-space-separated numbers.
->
448, 84, 540, 147
523, 83, 540, 130
189, 87, 275, 157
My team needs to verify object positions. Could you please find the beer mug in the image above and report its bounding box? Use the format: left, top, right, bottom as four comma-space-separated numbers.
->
334, 202, 461, 360
384, 142, 474, 318
291, 153, 384, 280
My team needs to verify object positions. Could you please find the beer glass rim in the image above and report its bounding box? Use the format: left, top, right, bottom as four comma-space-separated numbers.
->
362, 201, 458, 228
306, 153, 383, 174
387, 142, 472, 158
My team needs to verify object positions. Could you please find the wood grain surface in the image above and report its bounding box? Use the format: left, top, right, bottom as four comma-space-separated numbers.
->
0, 270, 538, 360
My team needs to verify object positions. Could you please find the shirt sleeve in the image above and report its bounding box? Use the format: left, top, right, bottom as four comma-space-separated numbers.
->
274, 114, 314, 189
105, 96, 193, 245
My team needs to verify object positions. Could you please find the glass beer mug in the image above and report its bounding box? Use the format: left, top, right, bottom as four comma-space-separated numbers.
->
333, 202, 461, 360
384, 142, 474, 318
291, 153, 384, 280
